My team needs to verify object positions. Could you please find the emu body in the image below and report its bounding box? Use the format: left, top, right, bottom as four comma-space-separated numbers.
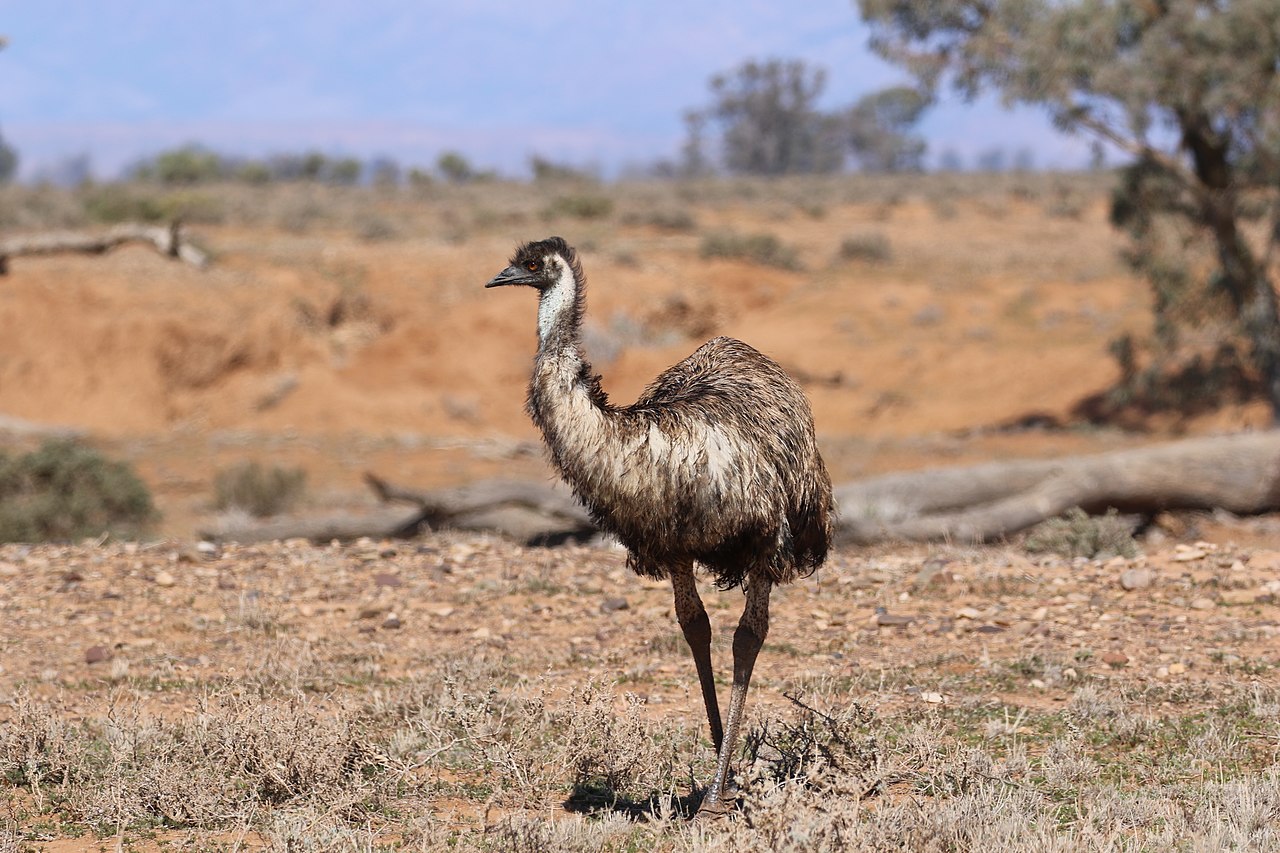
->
486, 237, 832, 816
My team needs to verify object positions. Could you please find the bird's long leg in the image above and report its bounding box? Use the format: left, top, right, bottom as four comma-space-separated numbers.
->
698, 574, 770, 817
670, 562, 723, 753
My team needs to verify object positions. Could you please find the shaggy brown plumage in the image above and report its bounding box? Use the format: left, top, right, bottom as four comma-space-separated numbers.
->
486, 236, 833, 817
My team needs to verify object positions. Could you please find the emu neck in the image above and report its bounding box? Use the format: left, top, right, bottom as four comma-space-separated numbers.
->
536, 262, 582, 353
528, 263, 614, 494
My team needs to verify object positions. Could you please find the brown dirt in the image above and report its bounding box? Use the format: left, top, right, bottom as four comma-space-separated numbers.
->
4, 178, 1280, 847
4, 180, 1271, 537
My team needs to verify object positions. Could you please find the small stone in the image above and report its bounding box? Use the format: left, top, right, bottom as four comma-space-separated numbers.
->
373, 572, 402, 588
1101, 651, 1130, 668
921, 691, 945, 704
1156, 666, 1170, 678
1220, 589, 1261, 606
956, 606, 983, 620
1119, 568, 1153, 591
358, 606, 386, 620
1030, 678, 1047, 689
1173, 545, 1206, 562
471, 626, 492, 640
601, 597, 630, 613
1031, 606, 1049, 621
197, 541, 219, 556
875, 608, 914, 628
154, 570, 176, 587
217, 575, 238, 590
1063, 667, 1079, 680
84, 645, 110, 664
431, 606, 455, 618
382, 613, 402, 629
1168, 662, 1187, 675
1189, 597, 1215, 610
0, 562, 19, 578
974, 624, 1005, 634
914, 559, 954, 588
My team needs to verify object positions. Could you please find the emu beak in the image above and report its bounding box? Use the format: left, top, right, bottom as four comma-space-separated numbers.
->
485, 266, 538, 288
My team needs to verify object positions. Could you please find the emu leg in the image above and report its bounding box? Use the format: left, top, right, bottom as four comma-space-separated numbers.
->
698, 576, 770, 817
671, 563, 724, 752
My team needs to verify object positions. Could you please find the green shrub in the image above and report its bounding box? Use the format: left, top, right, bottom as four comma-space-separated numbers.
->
81, 185, 224, 225
546, 194, 614, 220
699, 230, 802, 271
0, 439, 156, 542
82, 185, 170, 224
214, 462, 307, 518
1024, 507, 1139, 559
837, 232, 892, 264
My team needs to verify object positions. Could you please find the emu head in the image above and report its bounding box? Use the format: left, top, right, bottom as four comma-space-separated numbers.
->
486, 237, 585, 343
485, 236, 578, 292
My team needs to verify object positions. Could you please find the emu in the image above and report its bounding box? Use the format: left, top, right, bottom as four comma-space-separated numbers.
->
486, 237, 832, 817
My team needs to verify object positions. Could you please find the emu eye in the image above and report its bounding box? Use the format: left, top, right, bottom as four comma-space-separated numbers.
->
525, 260, 541, 272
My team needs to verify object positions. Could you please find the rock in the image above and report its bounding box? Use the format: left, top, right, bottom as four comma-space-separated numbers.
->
1173, 545, 1206, 562
373, 572, 402, 588
874, 608, 914, 628
471, 626, 492, 640
84, 645, 110, 664
1119, 568, 1153, 591
1168, 662, 1187, 675
0, 562, 19, 578
1189, 597, 1215, 610
217, 575, 238, 590
974, 625, 1005, 634
956, 606, 983, 620
382, 613, 402, 629
358, 606, 386, 620
154, 570, 176, 587
1031, 606, 1049, 621
1219, 589, 1256, 606
1101, 651, 1129, 667
921, 691, 945, 704
197, 540, 219, 556
914, 559, 955, 589
1030, 678, 1047, 689
601, 597, 630, 613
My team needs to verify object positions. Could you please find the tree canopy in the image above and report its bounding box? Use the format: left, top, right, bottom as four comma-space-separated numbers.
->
686, 57, 929, 176
859, 0, 1280, 420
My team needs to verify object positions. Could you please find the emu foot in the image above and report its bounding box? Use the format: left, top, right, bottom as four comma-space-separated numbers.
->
692, 787, 739, 822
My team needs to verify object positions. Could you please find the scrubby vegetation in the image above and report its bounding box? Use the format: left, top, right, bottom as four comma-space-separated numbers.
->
213, 461, 307, 518
0, 439, 155, 542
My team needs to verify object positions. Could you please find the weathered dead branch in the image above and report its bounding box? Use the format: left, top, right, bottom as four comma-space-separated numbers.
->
0, 222, 209, 275
836, 431, 1280, 543
201, 476, 595, 545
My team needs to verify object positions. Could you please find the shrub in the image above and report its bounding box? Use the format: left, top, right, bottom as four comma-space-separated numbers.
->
213, 462, 307, 518
699, 230, 802, 271
547, 194, 614, 220
0, 439, 156, 542
1023, 507, 1138, 559
837, 231, 892, 264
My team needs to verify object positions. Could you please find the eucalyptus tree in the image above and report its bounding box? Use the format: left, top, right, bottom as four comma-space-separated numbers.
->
860, 0, 1280, 419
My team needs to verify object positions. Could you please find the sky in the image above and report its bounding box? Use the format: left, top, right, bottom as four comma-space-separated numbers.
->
0, 1, 1096, 181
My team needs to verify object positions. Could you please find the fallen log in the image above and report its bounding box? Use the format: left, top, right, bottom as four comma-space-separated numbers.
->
836, 430, 1280, 543
0, 222, 209, 275
199, 507, 426, 543
200, 476, 596, 545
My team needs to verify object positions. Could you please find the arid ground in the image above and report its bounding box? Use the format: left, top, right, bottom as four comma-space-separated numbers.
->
3, 174, 1280, 850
